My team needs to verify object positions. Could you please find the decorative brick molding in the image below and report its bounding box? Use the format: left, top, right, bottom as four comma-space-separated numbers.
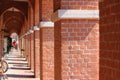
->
52, 10, 99, 22
40, 21, 54, 27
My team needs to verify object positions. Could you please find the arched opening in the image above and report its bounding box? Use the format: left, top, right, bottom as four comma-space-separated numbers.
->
1, 6, 26, 55
10, 32, 19, 51
3, 32, 19, 54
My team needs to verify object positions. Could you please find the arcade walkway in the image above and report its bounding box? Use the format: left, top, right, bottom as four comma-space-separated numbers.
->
5, 50, 39, 80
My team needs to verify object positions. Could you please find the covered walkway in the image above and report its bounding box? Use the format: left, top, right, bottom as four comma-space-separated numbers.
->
5, 50, 39, 80
0, 0, 120, 80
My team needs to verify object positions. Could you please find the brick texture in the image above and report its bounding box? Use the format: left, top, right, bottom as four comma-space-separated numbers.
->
61, 0, 98, 10
55, 19, 99, 80
30, 33, 35, 71
54, 21, 62, 80
35, 0, 40, 25
100, 0, 120, 80
54, 0, 61, 12
40, 27, 54, 80
26, 35, 31, 67
42, 0, 53, 21
34, 30, 40, 78
19, 39, 21, 51
24, 36, 27, 58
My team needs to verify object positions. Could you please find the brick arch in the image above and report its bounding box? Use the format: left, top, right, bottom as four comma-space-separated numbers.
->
3, 11, 24, 25
9, 30, 20, 36
1, 8, 26, 35
0, 1, 28, 17
1, 7, 25, 18
5, 20, 22, 31
4, 16, 23, 27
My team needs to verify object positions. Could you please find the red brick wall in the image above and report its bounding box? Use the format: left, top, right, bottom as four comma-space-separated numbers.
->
54, 20, 62, 80
24, 36, 27, 58
61, 0, 98, 10
34, 30, 40, 78
40, 29, 42, 80
100, 0, 120, 80
41, 27, 54, 80
42, 0, 53, 21
55, 19, 99, 80
34, 0, 40, 25
18, 39, 22, 50
26, 35, 31, 67
39, 0, 42, 21
54, 0, 61, 12
30, 33, 34, 70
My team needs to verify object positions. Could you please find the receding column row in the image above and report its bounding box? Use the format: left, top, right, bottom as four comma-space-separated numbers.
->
20, 18, 99, 80
18, 0, 99, 80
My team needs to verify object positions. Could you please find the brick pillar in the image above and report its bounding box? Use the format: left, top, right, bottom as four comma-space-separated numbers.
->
21, 38, 25, 56
26, 34, 31, 67
40, 26, 54, 80
55, 19, 99, 80
34, 0, 40, 78
19, 38, 21, 54
20, 39, 22, 50
34, 28, 40, 78
53, 0, 99, 80
19, 39, 21, 49
30, 33, 34, 70
41, 0, 54, 79
24, 36, 27, 58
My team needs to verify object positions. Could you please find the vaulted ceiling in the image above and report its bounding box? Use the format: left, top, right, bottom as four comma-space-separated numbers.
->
0, 0, 28, 35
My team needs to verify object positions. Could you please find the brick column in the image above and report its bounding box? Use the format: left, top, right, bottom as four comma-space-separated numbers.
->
26, 34, 31, 67
56, 19, 99, 80
30, 33, 35, 70
34, 0, 40, 78
19, 39, 21, 49
24, 36, 27, 58
53, 0, 99, 80
19, 38, 21, 54
34, 26, 40, 78
21, 38, 25, 56
41, 0, 54, 79
40, 22, 54, 80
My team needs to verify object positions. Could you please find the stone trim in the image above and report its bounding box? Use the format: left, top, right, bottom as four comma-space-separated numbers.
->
52, 9, 99, 22
29, 29, 34, 33
40, 21, 54, 27
34, 26, 40, 30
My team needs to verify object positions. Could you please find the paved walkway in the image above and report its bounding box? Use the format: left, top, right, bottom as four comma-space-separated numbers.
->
4, 50, 39, 80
